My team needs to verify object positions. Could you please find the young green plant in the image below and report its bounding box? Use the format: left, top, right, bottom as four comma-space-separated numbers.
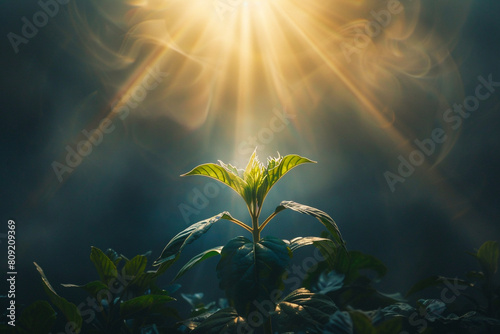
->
154, 152, 346, 332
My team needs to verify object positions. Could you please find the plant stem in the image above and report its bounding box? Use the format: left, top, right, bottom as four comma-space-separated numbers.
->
263, 317, 273, 334
252, 215, 260, 243
228, 217, 253, 233
259, 211, 278, 233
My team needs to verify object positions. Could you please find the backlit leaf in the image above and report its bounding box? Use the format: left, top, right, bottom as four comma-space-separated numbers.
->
474, 241, 499, 276
260, 154, 316, 204
120, 294, 175, 318
182, 163, 246, 197
123, 254, 148, 278
275, 288, 338, 332
154, 212, 234, 265
286, 236, 336, 253
61, 281, 109, 299
345, 251, 387, 283
175, 246, 223, 280
90, 246, 118, 286
191, 308, 247, 334
34, 262, 83, 332
182, 152, 315, 216
274, 201, 346, 249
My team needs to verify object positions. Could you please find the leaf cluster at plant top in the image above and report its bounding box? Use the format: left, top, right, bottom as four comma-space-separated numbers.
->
181, 152, 315, 219
2, 152, 498, 333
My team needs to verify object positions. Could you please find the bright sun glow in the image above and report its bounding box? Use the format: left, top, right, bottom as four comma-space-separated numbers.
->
67, 0, 469, 166
90, 0, 388, 127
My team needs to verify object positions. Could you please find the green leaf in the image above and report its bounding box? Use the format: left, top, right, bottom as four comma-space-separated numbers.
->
126, 266, 178, 297
126, 271, 158, 296
349, 310, 376, 334
318, 230, 344, 270
302, 261, 330, 291
216, 236, 292, 316
274, 201, 346, 249
323, 310, 353, 334
180, 309, 218, 330
292, 239, 343, 292
154, 257, 178, 276
286, 236, 336, 252
345, 251, 387, 283
182, 163, 246, 197
61, 281, 109, 299
120, 294, 175, 318
313, 271, 345, 294
123, 254, 148, 278
17, 300, 56, 334
274, 288, 338, 332
104, 248, 123, 266
474, 241, 499, 276
406, 276, 472, 297
175, 246, 223, 280
34, 262, 83, 332
259, 154, 316, 204
332, 246, 351, 274
333, 285, 404, 310
182, 152, 315, 216
90, 246, 118, 286
243, 152, 315, 209
154, 212, 234, 265
191, 308, 248, 334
